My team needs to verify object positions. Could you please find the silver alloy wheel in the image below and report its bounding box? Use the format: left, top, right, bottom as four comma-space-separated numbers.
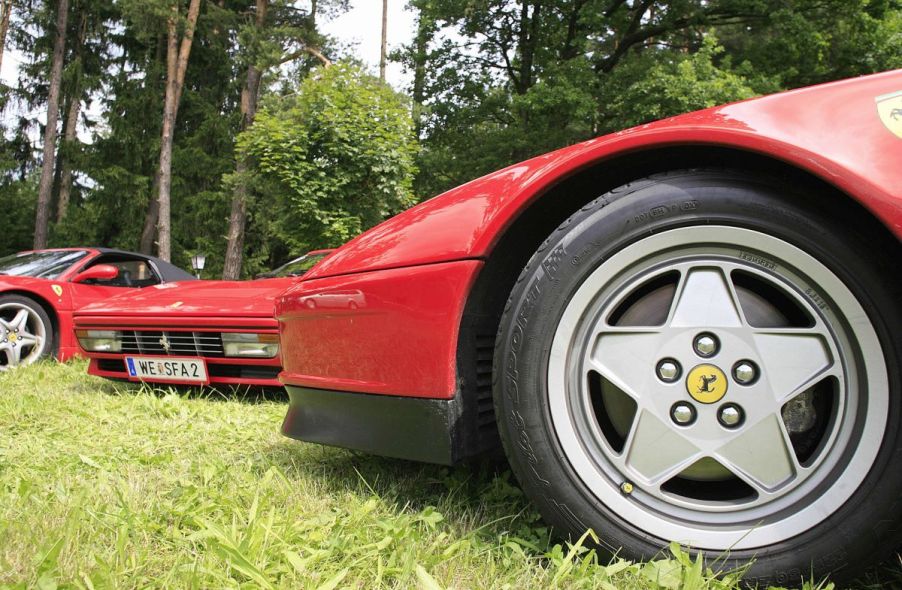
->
548, 226, 888, 550
0, 302, 48, 369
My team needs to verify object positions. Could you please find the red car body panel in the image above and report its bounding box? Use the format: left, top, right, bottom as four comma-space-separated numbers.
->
76, 278, 296, 387
277, 260, 481, 397
0, 248, 192, 361
278, 71, 902, 402
306, 70, 902, 283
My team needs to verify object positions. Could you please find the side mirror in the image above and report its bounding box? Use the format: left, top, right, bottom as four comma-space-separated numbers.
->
72, 264, 119, 283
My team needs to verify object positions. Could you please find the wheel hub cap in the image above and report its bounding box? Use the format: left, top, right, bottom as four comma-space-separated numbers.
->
686, 364, 727, 404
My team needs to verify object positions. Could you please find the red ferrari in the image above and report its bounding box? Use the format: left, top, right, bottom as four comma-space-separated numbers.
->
276, 71, 902, 583
0, 247, 195, 370
74, 250, 331, 388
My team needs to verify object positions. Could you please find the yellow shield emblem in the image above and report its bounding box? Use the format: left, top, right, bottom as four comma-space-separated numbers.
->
51, 284, 63, 297
876, 90, 902, 139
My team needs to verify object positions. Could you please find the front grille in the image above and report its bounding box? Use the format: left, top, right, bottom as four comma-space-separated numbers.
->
118, 330, 225, 357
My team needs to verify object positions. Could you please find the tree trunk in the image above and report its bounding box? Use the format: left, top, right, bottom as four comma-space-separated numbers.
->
0, 0, 13, 72
139, 35, 167, 253
55, 10, 86, 224
222, 0, 267, 280
155, 0, 202, 262
411, 10, 430, 136
55, 94, 81, 223
139, 172, 160, 254
379, 0, 388, 81
33, 0, 69, 249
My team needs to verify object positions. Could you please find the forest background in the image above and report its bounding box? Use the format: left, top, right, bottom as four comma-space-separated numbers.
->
0, 0, 898, 279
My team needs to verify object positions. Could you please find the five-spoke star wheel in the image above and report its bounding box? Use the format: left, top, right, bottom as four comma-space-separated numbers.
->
548, 226, 886, 549
0, 297, 50, 369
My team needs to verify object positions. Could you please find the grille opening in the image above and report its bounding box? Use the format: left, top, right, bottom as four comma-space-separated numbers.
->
207, 364, 280, 380
589, 370, 636, 454
119, 330, 225, 357
97, 359, 126, 373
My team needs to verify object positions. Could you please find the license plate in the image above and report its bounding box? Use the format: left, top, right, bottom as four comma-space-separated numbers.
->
125, 356, 209, 384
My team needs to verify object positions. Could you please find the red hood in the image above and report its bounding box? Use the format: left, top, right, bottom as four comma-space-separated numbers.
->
74, 278, 294, 318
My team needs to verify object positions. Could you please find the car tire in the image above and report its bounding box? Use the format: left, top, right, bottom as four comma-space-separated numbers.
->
0, 294, 54, 370
494, 169, 902, 585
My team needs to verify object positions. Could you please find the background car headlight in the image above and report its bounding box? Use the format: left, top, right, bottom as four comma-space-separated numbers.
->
76, 330, 122, 353
221, 333, 279, 358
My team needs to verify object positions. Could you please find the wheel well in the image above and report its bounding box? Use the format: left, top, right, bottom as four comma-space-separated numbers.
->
453, 145, 900, 460
1, 290, 60, 350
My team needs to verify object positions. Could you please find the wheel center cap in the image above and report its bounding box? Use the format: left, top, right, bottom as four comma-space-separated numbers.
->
686, 364, 727, 404
8, 332, 17, 344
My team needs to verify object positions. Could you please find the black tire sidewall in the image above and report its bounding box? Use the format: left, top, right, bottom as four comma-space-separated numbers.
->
494, 170, 902, 585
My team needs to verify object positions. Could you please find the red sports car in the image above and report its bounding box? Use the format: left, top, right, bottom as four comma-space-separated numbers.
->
276, 71, 902, 583
0, 247, 195, 370
75, 250, 331, 388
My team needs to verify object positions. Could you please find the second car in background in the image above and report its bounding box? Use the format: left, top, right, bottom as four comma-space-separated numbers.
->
75, 250, 331, 388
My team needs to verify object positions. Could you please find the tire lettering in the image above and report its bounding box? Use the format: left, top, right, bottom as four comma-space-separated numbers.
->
631, 201, 699, 224
542, 244, 566, 279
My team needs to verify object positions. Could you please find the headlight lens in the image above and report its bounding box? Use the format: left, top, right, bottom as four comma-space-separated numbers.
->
221, 332, 279, 358
76, 329, 122, 353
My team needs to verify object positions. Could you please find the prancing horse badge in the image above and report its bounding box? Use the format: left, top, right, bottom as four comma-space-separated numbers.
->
876, 90, 902, 139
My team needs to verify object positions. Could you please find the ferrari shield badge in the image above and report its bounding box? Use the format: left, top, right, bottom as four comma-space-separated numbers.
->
51, 284, 63, 297
876, 90, 902, 139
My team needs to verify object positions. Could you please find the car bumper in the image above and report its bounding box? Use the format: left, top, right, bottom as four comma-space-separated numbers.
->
276, 260, 486, 463
276, 259, 482, 398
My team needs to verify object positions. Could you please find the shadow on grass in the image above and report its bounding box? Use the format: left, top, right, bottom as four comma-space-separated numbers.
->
263, 438, 546, 544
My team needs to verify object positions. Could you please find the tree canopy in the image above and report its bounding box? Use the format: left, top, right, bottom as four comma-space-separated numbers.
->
0, 0, 898, 276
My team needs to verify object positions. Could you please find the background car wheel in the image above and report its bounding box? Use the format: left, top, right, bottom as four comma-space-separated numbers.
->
494, 170, 901, 585
0, 295, 53, 370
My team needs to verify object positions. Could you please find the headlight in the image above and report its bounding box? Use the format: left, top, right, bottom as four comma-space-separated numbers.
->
76, 329, 122, 353
221, 332, 279, 358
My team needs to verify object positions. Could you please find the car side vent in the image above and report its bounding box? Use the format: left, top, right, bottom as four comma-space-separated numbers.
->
475, 333, 497, 433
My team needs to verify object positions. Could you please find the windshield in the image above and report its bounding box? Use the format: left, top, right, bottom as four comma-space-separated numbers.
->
261, 251, 330, 278
0, 250, 90, 279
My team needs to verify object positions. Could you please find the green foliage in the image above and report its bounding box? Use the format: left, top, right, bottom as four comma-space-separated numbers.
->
0, 177, 38, 255
599, 37, 758, 131
4, 0, 899, 271
406, 0, 902, 198
239, 63, 418, 256
6, 361, 894, 587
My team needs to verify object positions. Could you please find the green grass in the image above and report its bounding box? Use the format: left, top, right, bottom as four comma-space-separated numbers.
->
0, 361, 898, 589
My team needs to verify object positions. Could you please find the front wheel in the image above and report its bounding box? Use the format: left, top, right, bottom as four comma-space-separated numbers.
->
0, 295, 53, 370
494, 171, 901, 585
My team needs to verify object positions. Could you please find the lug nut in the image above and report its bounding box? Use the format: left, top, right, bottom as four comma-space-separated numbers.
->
670, 402, 697, 426
733, 361, 759, 385
718, 404, 744, 428
693, 333, 719, 358
656, 359, 682, 383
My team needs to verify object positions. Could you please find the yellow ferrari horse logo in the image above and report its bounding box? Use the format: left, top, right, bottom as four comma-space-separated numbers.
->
876, 91, 902, 139
686, 364, 728, 404
51, 284, 63, 297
